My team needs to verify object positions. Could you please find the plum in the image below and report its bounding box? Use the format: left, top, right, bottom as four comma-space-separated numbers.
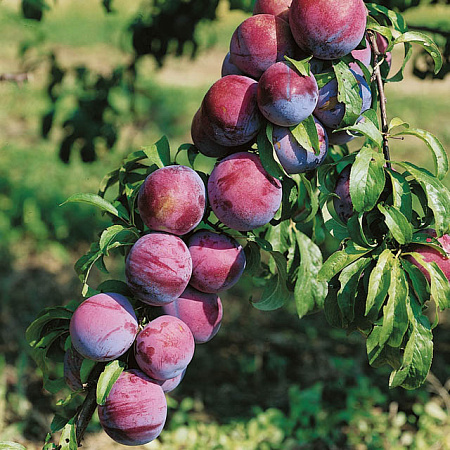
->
257, 61, 319, 127
406, 230, 450, 282
138, 165, 206, 236
188, 230, 246, 293
349, 37, 371, 74
221, 52, 245, 77
69, 293, 138, 362
208, 152, 282, 231
150, 369, 186, 393
253, 0, 292, 22
135, 315, 195, 381
376, 33, 392, 67
63, 347, 84, 391
162, 286, 223, 344
289, 0, 367, 60
98, 369, 167, 446
333, 166, 353, 223
272, 117, 328, 173
125, 233, 192, 306
229, 14, 298, 78
201, 75, 261, 147
314, 70, 371, 129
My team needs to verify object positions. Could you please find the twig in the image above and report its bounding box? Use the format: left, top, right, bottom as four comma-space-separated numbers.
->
0, 73, 31, 84
368, 31, 391, 169
426, 371, 450, 413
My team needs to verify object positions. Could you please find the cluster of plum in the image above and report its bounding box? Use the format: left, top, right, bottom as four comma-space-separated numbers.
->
62, 0, 402, 446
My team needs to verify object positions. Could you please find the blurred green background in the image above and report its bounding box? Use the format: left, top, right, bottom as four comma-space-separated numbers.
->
0, 0, 449, 449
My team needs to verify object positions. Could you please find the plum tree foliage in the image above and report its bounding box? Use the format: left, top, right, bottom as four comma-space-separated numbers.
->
24, 0, 450, 448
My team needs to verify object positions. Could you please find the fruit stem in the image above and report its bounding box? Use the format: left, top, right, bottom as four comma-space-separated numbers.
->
368, 31, 391, 169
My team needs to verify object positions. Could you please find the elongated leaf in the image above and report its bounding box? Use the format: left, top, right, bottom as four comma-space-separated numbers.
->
142, 135, 171, 168
318, 241, 373, 281
98, 225, 139, 255
97, 360, 126, 406
400, 258, 430, 305
257, 125, 285, 179
340, 111, 383, 149
0, 443, 26, 450
387, 31, 443, 74
244, 241, 261, 277
365, 3, 408, 33
284, 55, 312, 76
337, 257, 372, 325
367, 325, 402, 369
61, 193, 121, 219
347, 213, 375, 249
396, 162, 450, 236
293, 230, 327, 318
365, 249, 394, 320
379, 259, 409, 348
350, 146, 385, 212
26, 307, 72, 346
314, 70, 335, 89
386, 42, 413, 83
291, 174, 319, 223
290, 115, 320, 156
59, 418, 77, 450
391, 127, 448, 180
386, 168, 412, 221
378, 204, 413, 245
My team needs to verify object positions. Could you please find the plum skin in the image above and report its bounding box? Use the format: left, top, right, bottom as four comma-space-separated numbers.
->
333, 166, 353, 223
125, 233, 192, 306
188, 230, 246, 293
221, 52, 245, 77
69, 293, 138, 362
289, 0, 367, 60
135, 315, 195, 381
208, 152, 282, 231
257, 61, 319, 127
98, 369, 167, 446
162, 286, 223, 344
253, 0, 292, 22
229, 14, 298, 79
138, 165, 206, 236
63, 347, 84, 391
201, 75, 261, 147
272, 117, 328, 174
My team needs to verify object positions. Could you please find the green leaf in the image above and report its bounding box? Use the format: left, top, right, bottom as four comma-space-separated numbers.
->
386, 42, 413, 83
347, 213, 375, 249
379, 259, 409, 348
367, 325, 402, 369
365, 3, 408, 33
339, 110, 384, 149
314, 70, 335, 89
61, 193, 121, 219
391, 127, 448, 180
337, 257, 372, 325
289, 115, 320, 156
26, 307, 72, 346
407, 252, 450, 311
293, 229, 327, 318
97, 360, 126, 406
400, 258, 430, 305
386, 168, 412, 221
387, 31, 443, 74
318, 241, 373, 282
97, 280, 132, 297
80, 359, 97, 384
59, 418, 77, 450
98, 168, 120, 197
244, 241, 261, 277
252, 251, 290, 311
333, 60, 362, 127
98, 225, 139, 256
378, 204, 413, 245
396, 162, 450, 236
0, 443, 27, 450
365, 249, 394, 320
142, 135, 172, 168
50, 415, 71, 433
257, 124, 285, 179
291, 174, 319, 224
284, 55, 312, 77
350, 146, 385, 212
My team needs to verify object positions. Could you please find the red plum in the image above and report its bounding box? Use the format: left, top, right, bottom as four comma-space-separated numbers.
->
333, 166, 353, 223
253, 0, 292, 22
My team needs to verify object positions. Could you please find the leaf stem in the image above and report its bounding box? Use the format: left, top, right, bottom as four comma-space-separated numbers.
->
368, 31, 391, 169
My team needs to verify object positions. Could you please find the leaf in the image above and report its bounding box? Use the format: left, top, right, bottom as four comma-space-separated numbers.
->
339, 110, 384, 149
291, 174, 319, 224
386, 168, 412, 221
293, 229, 327, 318
289, 115, 320, 156
80, 359, 97, 384
396, 162, 450, 236
386, 43, 413, 83
257, 124, 285, 179
367, 326, 402, 369
387, 31, 443, 75
61, 193, 121, 219
98, 225, 139, 256
244, 241, 261, 277
378, 204, 413, 245
318, 241, 373, 282
0, 443, 27, 450
365, 3, 408, 33
252, 251, 290, 311
347, 213, 375, 249
350, 146, 385, 213
333, 60, 362, 127
284, 55, 312, 77
365, 249, 394, 320
400, 258, 430, 305
337, 257, 372, 325
314, 70, 335, 89
97, 360, 126, 406
50, 414, 71, 433
142, 135, 172, 168
26, 307, 72, 346
97, 280, 132, 297
379, 259, 409, 348
59, 418, 77, 450
407, 252, 450, 311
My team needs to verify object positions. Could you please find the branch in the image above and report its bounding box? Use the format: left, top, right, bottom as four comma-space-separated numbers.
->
368, 31, 391, 169
0, 73, 31, 84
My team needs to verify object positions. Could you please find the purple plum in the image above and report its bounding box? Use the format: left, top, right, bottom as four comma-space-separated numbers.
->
125, 233, 192, 306
162, 286, 223, 344
221, 52, 246, 77
135, 315, 195, 381
150, 369, 186, 393
253, 0, 292, 22
333, 166, 353, 223
69, 293, 138, 362
208, 152, 282, 231
138, 165, 206, 236
98, 369, 167, 446
257, 61, 319, 127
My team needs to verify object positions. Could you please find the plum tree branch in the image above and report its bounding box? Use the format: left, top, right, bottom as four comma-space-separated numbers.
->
0, 73, 30, 84
368, 31, 391, 169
